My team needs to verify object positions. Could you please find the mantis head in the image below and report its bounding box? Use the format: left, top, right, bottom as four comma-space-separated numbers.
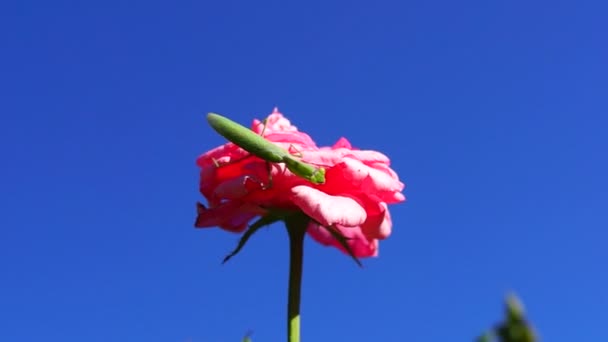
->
283, 157, 326, 185
307, 167, 326, 185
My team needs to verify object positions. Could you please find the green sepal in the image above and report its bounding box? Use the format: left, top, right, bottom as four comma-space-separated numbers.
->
222, 214, 282, 264
323, 224, 363, 268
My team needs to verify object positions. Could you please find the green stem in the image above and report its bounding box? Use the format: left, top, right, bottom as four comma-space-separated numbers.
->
285, 214, 307, 342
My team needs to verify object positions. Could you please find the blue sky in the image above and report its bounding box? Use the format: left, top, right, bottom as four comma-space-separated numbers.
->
1, 0, 607, 341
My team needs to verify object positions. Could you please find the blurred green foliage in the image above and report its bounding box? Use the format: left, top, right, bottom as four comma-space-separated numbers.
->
477, 294, 538, 342
237, 294, 539, 342
242, 330, 253, 342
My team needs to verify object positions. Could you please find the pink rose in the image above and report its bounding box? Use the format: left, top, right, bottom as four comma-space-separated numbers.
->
195, 109, 405, 257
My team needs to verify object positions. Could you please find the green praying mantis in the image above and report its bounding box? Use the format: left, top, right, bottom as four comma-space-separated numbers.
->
208, 112, 362, 267
207, 113, 326, 186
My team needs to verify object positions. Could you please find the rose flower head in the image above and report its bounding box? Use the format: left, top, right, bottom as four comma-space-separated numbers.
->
195, 108, 405, 258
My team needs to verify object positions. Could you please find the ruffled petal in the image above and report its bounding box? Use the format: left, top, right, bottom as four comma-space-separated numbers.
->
332, 137, 352, 149
322, 159, 404, 204
252, 110, 299, 133
306, 222, 378, 257
290, 186, 367, 227
359, 202, 392, 240
213, 175, 267, 200
196, 142, 249, 168
194, 202, 265, 232
301, 148, 390, 166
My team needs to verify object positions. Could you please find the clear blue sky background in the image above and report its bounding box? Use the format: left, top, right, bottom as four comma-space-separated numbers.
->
1, 0, 607, 341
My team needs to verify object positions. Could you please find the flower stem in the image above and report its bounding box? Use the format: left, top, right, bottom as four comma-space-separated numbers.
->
285, 215, 307, 342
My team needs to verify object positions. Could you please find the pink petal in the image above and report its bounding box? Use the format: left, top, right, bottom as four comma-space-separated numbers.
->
332, 137, 352, 149
196, 142, 249, 168
194, 202, 264, 232
263, 131, 318, 149
333, 158, 404, 194
252, 110, 298, 133
290, 186, 366, 227
306, 222, 378, 257
214, 175, 267, 200
360, 202, 392, 240
300, 148, 389, 166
